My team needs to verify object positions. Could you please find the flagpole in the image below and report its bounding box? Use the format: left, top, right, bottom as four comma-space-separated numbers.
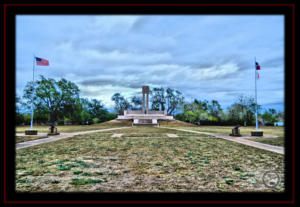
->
30, 55, 35, 130
255, 57, 258, 131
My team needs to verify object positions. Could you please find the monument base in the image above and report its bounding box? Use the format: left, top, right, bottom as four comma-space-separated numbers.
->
132, 118, 159, 126
25, 130, 38, 135
251, 131, 263, 136
48, 132, 60, 136
229, 129, 241, 137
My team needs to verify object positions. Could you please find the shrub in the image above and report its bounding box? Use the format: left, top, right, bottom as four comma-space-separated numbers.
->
92, 118, 100, 124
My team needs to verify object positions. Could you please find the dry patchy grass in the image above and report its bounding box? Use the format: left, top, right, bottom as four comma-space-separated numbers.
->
16, 126, 284, 192
159, 120, 196, 127
173, 126, 284, 137
16, 135, 48, 143
247, 137, 284, 147
16, 120, 132, 133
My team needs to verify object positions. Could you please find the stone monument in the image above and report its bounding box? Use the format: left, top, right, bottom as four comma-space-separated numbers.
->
47, 123, 60, 136
142, 86, 150, 114
117, 86, 174, 126
230, 125, 241, 137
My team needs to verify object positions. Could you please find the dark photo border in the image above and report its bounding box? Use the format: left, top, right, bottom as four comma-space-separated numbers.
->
2, 2, 295, 205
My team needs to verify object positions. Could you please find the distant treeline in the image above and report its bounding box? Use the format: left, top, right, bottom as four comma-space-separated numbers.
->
17, 76, 284, 126
111, 87, 284, 126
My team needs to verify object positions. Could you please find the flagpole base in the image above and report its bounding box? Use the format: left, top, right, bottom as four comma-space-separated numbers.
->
251, 131, 263, 137
25, 130, 38, 135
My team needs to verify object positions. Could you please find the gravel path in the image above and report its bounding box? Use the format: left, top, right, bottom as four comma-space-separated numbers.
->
16, 127, 131, 150
160, 127, 284, 155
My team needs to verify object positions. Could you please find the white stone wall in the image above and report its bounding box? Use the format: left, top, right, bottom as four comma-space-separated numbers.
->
127, 110, 143, 114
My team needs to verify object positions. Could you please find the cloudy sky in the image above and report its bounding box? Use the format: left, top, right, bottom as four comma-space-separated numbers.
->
16, 15, 284, 111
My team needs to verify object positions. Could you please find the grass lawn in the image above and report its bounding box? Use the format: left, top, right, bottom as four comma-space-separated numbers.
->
162, 124, 284, 147
16, 126, 284, 192
247, 137, 284, 147
166, 125, 284, 137
16, 135, 48, 143
15, 120, 132, 133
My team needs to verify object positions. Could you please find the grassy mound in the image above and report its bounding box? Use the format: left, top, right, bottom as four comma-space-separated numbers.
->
96, 119, 133, 127
158, 120, 196, 127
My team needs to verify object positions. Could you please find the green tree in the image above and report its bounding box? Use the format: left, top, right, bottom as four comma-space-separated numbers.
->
208, 100, 222, 119
261, 108, 278, 125
23, 75, 80, 126
178, 100, 210, 125
194, 99, 209, 111
227, 94, 261, 126
111, 93, 131, 115
87, 99, 109, 122
276, 111, 284, 122
165, 88, 185, 115
16, 96, 24, 125
151, 87, 165, 111
130, 95, 142, 110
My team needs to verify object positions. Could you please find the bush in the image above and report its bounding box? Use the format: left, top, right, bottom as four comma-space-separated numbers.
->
92, 118, 100, 124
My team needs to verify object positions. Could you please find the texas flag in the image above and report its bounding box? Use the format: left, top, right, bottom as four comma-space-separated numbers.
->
255, 62, 260, 70
35, 57, 49, 66
255, 61, 261, 79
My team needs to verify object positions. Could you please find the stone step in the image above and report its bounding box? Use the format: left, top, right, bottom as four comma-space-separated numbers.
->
139, 119, 152, 124
132, 119, 158, 126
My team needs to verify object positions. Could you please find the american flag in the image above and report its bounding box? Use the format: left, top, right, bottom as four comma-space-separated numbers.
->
35, 57, 49, 66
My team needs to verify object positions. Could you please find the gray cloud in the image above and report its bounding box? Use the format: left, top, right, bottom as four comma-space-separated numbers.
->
80, 78, 143, 89
16, 15, 285, 111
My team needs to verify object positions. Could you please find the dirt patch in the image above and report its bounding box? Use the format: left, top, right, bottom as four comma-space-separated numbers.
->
111, 134, 123, 138
166, 134, 178, 138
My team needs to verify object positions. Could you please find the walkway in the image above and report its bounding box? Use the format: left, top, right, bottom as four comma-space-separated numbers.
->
160, 127, 284, 155
16, 127, 131, 150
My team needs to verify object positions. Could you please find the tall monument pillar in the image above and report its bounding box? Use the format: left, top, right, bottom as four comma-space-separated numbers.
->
142, 86, 150, 114
142, 93, 145, 114
146, 93, 149, 114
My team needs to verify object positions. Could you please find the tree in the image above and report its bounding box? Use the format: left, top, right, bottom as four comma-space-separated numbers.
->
261, 108, 279, 125
165, 88, 185, 115
276, 111, 284, 122
227, 103, 243, 124
194, 99, 209, 111
87, 99, 106, 118
22, 75, 80, 125
111, 93, 131, 115
150, 87, 184, 114
178, 99, 211, 125
130, 95, 142, 110
69, 98, 93, 125
227, 94, 261, 126
151, 87, 165, 111
208, 100, 222, 119
16, 96, 24, 125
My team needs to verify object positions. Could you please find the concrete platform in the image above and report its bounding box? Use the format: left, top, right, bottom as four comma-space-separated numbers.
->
117, 110, 174, 127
